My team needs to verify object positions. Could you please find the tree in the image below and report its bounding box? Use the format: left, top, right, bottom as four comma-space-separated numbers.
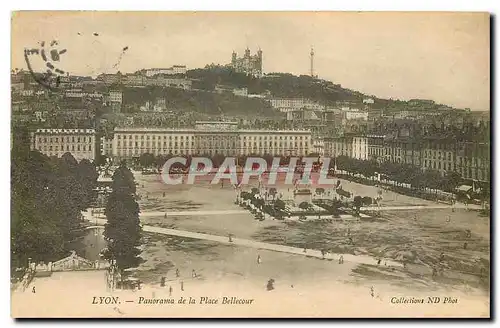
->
11, 150, 65, 269
77, 159, 98, 208
274, 199, 286, 211
268, 187, 277, 200
362, 196, 373, 206
299, 201, 310, 211
353, 196, 363, 215
103, 163, 142, 283
441, 171, 462, 192
139, 153, 155, 168
315, 187, 325, 196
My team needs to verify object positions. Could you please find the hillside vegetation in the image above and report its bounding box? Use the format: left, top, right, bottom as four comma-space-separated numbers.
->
122, 86, 280, 117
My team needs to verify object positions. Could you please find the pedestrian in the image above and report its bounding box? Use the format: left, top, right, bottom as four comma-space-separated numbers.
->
160, 277, 166, 287
321, 249, 326, 259
192, 270, 196, 278
228, 234, 233, 243
32, 286, 36, 294
370, 286, 374, 298
303, 247, 307, 253
176, 268, 180, 278
180, 281, 184, 291
257, 255, 262, 264
377, 259, 381, 265
169, 286, 173, 297
266, 279, 275, 291
164, 213, 167, 219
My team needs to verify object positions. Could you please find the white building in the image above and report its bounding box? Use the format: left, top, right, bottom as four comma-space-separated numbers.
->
324, 135, 368, 160
108, 91, 123, 103
20, 90, 34, 97
344, 110, 368, 121
312, 137, 325, 156
268, 98, 323, 112
233, 88, 248, 97
363, 98, 375, 104
65, 89, 84, 98
269, 98, 305, 110
108, 125, 312, 160
145, 65, 187, 77
31, 129, 96, 161
352, 136, 369, 160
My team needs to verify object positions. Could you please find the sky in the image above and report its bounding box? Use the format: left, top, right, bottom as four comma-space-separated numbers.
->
11, 11, 490, 110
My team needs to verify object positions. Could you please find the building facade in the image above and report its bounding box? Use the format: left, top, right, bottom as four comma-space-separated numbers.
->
324, 135, 368, 160
31, 129, 96, 161
230, 48, 263, 77
326, 133, 490, 183
144, 65, 187, 77
107, 124, 312, 160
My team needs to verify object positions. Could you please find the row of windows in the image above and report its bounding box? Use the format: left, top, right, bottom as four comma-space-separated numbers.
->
117, 141, 195, 147
38, 136, 93, 143
423, 160, 453, 171
39, 144, 92, 152
117, 135, 192, 140
242, 136, 307, 140
461, 168, 488, 181
115, 141, 309, 148
423, 150, 453, 160
115, 134, 309, 141
243, 142, 307, 147
115, 149, 307, 156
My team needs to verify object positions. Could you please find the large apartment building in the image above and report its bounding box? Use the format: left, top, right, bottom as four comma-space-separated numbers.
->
31, 129, 96, 161
104, 122, 312, 160
324, 135, 367, 160
324, 133, 490, 183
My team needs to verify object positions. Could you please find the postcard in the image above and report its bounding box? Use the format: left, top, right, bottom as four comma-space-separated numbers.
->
10, 11, 490, 318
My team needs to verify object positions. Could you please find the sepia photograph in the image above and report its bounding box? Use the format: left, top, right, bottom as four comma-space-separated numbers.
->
10, 11, 490, 318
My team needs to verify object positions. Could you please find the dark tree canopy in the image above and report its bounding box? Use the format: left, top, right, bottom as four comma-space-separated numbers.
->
11, 150, 98, 270
103, 163, 142, 275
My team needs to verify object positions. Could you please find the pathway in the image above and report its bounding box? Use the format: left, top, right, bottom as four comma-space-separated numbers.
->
84, 213, 402, 268
89, 202, 478, 219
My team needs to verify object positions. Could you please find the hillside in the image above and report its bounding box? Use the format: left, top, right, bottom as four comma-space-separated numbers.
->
188, 66, 367, 105
121, 86, 280, 117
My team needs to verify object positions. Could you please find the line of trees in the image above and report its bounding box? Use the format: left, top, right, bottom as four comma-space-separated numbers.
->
11, 147, 98, 270
334, 155, 466, 193
137, 153, 320, 170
